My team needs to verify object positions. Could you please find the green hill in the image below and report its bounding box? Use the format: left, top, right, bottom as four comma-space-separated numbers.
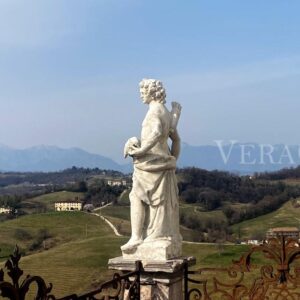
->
0, 210, 252, 298
0, 211, 110, 258
18, 234, 126, 297
0, 211, 126, 296
101, 205, 130, 221
231, 200, 300, 239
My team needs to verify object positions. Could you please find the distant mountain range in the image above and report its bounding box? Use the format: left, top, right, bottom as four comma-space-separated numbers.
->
0, 144, 126, 172
0, 142, 299, 174
179, 142, 300, 174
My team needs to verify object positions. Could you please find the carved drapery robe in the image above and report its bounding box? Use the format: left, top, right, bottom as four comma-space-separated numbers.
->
130, 102, 181, 242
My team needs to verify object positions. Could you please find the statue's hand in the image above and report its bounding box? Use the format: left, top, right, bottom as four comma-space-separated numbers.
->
127, 145, 144, 157
124, 137, 141, 158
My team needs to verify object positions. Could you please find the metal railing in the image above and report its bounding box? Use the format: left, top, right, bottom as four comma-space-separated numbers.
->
184, 236, 300, 299
0, 246, 141, 300
2, 236, 300, 299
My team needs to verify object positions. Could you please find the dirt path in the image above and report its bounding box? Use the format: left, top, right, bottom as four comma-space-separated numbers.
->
92, 202, 123, 237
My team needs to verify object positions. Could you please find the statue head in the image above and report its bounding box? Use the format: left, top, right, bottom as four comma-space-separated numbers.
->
139, 79, 166, 104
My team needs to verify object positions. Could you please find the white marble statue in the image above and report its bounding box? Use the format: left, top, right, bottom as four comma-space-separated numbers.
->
121, 79, 182, 260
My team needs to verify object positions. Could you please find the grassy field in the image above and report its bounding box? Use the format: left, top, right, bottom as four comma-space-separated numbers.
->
21, 191, 84, 213
0, 211, 126, 297
0, 209, 254, 298
0, 211, 110, 258
3, 239, 253, 298
231, 200, 300, 239
18, 235, 127, 297
1, 208, 290, 298
180, 202, 227, 223
1, 189, 299, 297
183, 243, 250, 267
101, 205, 130, 221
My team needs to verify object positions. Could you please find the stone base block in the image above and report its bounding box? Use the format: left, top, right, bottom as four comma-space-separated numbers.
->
122, 239, 182, 261
108, 256, 196, 300
129, 274, 183, 300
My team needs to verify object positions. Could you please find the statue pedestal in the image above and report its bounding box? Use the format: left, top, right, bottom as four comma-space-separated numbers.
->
122, 239, 182, 261
108, 256, 196, 300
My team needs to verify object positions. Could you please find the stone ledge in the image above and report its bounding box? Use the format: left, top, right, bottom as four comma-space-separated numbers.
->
108, 256, 196, 273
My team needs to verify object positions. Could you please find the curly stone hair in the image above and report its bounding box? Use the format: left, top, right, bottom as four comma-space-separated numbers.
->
139, 79, 166, 104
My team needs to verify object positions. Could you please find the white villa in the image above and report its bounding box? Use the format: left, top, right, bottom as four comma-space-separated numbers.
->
54, 200, 83, 211
0, 207, 12, 214
107, 179, 128, 187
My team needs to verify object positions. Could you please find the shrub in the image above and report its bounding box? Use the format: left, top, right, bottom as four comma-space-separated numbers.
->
14, 229, 32, 241
29, 228, 52, 251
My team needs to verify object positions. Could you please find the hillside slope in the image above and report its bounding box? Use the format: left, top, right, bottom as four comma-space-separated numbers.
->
0, 211, 126, 296
231, 200, 300, 239
0, 211, 113, 257
0, 210, 252, 297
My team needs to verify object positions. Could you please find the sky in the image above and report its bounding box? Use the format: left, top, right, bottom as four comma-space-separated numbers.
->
0, 0, 300, 163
